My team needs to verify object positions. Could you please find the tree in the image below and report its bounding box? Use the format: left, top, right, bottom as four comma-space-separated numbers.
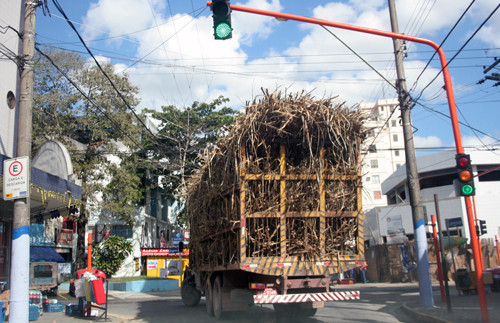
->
143, 97, 237, 224
33, 46, 144, 269
92, 235, 133, 278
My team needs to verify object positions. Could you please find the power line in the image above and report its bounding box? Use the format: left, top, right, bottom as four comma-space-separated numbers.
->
35, 46, 142, 149
50, 0, 160, 148
413, 2, 500, 101
120, 6, 208, 73
410, 0, 477, 94
321, 26, 396, 90
415, 101, 500, 145
147, 0, 187, 105
39, 6, 206, 46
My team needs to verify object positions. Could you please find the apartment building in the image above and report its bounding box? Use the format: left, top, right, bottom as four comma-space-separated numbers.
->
360, 98, 405, 212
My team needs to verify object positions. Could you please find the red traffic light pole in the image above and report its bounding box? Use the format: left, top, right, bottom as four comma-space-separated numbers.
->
206, 2, 489, 321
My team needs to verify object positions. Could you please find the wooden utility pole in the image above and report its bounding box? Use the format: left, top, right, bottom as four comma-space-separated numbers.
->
387, 0, 434, 307
10, 1, 36, 322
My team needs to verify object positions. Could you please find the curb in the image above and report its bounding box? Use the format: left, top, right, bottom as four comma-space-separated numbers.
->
401, 303, 453, 323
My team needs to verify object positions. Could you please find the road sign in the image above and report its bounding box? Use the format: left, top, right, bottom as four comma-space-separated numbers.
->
3, 157, 30, 200
446, 217, 463, 228
173, 232, 184, 246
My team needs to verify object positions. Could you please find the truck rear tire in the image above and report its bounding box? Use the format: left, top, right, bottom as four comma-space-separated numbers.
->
205, 277, 214, 316
181, 279, 201, 307
213, 276, 223, 320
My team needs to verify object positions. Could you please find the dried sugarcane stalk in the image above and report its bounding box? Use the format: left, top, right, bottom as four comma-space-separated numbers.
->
185, 89, 367, 268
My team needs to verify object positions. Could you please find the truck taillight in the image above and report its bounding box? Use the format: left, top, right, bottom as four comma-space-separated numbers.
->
249, 283, 266, 290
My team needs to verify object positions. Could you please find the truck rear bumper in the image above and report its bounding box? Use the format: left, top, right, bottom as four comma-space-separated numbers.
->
253, 291, 360, 304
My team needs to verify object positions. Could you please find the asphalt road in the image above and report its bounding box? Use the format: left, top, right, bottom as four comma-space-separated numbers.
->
33, 283, 420, 323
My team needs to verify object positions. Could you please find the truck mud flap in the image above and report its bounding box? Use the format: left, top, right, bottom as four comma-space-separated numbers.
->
253, 291, 360, 304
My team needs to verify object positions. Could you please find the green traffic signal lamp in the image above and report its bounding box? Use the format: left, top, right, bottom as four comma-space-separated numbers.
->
461, 184, 474, 196
215, 21, 232, 39
211, 0, 232, 40
456, 153, 475, 197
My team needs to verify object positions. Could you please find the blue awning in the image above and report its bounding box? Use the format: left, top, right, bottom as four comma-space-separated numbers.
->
30, 247, 64, 262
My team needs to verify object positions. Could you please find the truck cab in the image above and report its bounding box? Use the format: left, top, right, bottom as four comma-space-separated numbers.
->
30, 262, 59, 296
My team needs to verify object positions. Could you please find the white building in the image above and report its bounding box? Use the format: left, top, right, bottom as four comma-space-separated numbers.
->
0, 0, 22, 157
365, 148, 500, 246
86, 118, 184, 277
360, 99, 405, 212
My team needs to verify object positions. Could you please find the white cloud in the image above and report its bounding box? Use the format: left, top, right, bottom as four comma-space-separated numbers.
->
414, 135, 443, 148
470, 0, 500, 48
396, 0, 472, 37
462, 134, 499, 148
76, 0, 498, 114
82, 0, 166, 40
233, 0, 283, 45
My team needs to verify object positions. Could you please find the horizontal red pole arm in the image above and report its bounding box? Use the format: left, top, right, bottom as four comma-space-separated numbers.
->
206, 1, 464, 153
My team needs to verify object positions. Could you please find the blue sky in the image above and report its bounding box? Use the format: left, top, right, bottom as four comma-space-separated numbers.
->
35, 0, 500, 153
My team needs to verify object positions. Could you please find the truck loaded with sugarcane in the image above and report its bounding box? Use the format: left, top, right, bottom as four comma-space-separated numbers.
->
180, 90, 367, 319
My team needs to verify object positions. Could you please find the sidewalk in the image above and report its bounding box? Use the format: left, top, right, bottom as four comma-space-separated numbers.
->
30, 289, 180, 323
401, 285, 500, 323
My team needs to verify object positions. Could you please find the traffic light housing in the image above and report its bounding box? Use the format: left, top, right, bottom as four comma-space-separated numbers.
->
456, 153, 475, 196
479, 220, 487, 235
211, 0, 232, 40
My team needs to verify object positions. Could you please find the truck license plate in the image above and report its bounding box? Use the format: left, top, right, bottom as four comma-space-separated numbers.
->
264, 288, 277, 295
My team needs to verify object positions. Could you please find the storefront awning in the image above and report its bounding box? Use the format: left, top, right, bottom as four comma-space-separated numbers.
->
30, 246, 64, 262
0, 152, 82, 219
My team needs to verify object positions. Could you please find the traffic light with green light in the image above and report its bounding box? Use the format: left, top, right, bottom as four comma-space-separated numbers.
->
211, 0, 232, 40
456, 153, 475, 197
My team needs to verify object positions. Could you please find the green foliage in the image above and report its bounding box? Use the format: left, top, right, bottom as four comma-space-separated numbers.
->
143, 96, 237, 197
92, 235, 133, 278
33, 46, 144, 268
32, 47, 83, 151
143, 97, 237, 225
33, 46, 144, 223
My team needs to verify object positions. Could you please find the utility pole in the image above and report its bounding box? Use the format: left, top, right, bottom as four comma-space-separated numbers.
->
10, 1, 37, 321
388, 0, 434, 307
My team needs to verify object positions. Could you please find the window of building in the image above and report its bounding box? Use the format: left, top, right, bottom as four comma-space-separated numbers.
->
365, 177, 371, 182
369, 117, 378, 121
110, 225, 133, 239
370, 160, 378, 168
369, 129, 375, 137
393, 134, 398, 142
372, 175, 380, 184
373, 191, 382, 200
391, 120, 397, 127
395, 150, 400, 157
396, 188, 406, 203
388, 193, 396, 205
380, 106, 384, 112
369, 144, 377, 153
396, 163, 401, 168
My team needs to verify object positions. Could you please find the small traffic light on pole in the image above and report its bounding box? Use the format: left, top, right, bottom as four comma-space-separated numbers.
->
456, 154, 475, 196
479, 220, 487, 235
211, 0, 232, 40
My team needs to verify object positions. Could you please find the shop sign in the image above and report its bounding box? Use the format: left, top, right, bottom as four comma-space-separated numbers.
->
147, 259, 158, 270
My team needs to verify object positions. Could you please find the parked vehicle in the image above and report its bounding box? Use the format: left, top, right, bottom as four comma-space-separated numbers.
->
181, 93, 365, 319
30, 262, 59, 296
